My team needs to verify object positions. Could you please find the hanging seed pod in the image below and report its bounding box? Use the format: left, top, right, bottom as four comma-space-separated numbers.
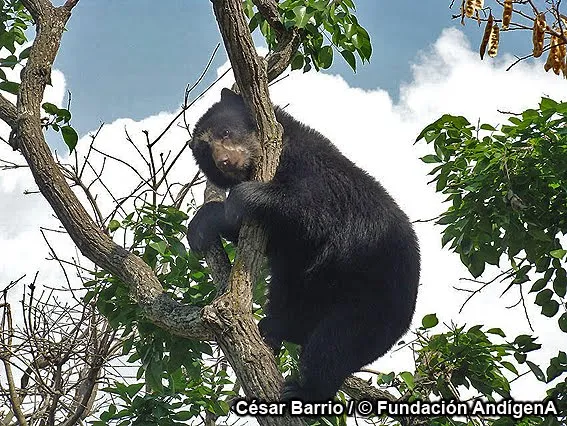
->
460, 0, 466, 25
562, 19, 567, 77
544, 46, 553, 72
555, 35, 566, 75
502, 0, 513, 30
465, 0, 476, 17
488, 24, 500, 57
544, 34, 563, 74
480, 13, 494, 59
464, 0, 483, 18
532, 13, 546, 58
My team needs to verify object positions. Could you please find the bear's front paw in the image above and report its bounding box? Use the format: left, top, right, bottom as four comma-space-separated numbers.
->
187, 202, 225, 253
258, 317, 283, 355
281, 379, 304, 401
225, 181, 263, 227
281, 380, 333, 403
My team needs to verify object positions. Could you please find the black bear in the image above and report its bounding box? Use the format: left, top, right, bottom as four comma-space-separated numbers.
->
187, 88, 420, 402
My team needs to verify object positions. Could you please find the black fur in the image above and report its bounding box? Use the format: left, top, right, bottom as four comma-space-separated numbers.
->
188, 88, 420, 402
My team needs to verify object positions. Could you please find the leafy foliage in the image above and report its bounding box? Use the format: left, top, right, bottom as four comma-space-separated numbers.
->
242, 0, 371, 72
85, 204, 238, 424
373, 315, 564, 425
0, 0, 32, 84
0, 2, 80, 152
0, 0, 31, 96
41, 102, 79, 152
417, 98, 567, 332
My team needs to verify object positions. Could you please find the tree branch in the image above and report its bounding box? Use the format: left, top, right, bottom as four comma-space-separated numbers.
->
342, 376, 397, 401
21, 0, 50, 22
12, 1, 212, 342
0, 93, 16, 129
203, 181, 232, 295
251, 0, 286, 35
0, 302, 29, 426
250, 0, 302, 82
207, 2, 307, 426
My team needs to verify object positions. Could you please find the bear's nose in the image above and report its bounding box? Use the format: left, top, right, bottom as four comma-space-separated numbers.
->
216, 155, 232, 170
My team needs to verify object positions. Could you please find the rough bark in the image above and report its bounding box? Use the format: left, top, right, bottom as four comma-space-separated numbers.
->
12, 0, 213, 340
206, 4, 400, 424
3, 1, 395, 425
205, 2, 308, 426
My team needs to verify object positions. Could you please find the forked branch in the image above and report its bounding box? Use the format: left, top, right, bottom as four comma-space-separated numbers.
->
11, 1, 212, 340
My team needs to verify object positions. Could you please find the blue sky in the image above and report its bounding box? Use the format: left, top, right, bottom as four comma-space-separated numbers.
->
54, 0, 529, 136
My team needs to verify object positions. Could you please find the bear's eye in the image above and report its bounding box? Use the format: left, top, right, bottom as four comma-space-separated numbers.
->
222, 129, 230, 139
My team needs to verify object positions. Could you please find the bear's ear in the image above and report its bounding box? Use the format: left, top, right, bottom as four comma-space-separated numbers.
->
220, 88, 241, 103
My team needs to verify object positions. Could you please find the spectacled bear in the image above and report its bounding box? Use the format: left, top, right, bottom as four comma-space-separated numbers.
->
187, 88, 420, 402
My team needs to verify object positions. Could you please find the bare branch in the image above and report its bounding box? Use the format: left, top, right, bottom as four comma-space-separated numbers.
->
0, 93, 16, 130
266, 29, 301, 83
13, 0, 212, 342
208, 0, 288, 404
0, 302, 29, 426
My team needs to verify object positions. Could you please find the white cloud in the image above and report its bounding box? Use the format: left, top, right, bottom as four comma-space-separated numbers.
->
0, 67, 70, 297
0, 27, 564, 403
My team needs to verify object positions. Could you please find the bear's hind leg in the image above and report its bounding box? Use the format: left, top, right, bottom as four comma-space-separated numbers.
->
282, 306, 396, 402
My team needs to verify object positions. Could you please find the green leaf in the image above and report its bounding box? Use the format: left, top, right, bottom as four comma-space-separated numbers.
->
492, 418, 514, 426
340, 49, 356, 71
292, 6, 311, 28
559, 313, 567, 333
83, 290, 96, 304
399, 371, 415, 389
514, 352, 526, 364
436, 172, 448, 191
535, 289, 553, 306
480, 123, 496, 131
125, 382, 144, 398
149, 240, 167, 255
550, 249, 567, 259
290, 53, 304, 71
108, 219, 120, 232
541, 299, 559, 317
18, 46, 31, 60
468, 252, 485, 278
530, 277, 548, 293
122, 336, 134, 355
56, 108, 72, 123
174, 411, 194, 421
0, 55, 18, 68
486, 328, 506, 337
526, 360, 546, 382
500, 361, 518, 375
317, 45, 333, 69
421, 154, 441, 163
553, 274, 567, 298
377, 372, 395, 385
145, 360, 164, 392
170, 239, 187, 257
540, 97, 558, 111
436, 214, 456, 225
353, 26, 371, 60
42, 102, 59, 115
421, 313, 438, 329
61, 125, 79, 152
0, 81, 19, 95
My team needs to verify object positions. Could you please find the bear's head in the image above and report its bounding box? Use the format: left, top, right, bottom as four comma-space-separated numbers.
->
190, 88, 261, 188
